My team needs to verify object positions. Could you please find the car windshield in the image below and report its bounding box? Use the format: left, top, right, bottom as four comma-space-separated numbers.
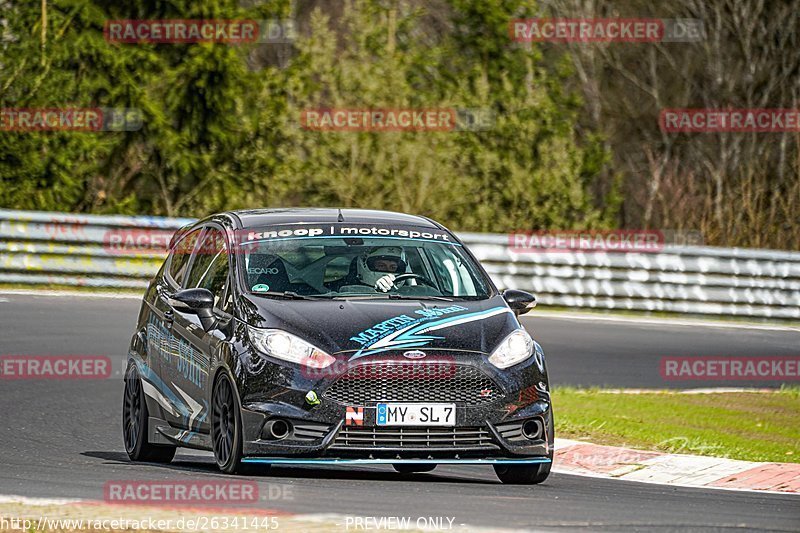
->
237, 229, 492, 300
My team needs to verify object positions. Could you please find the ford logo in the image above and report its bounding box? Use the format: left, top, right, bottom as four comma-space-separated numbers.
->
403, 350, 427, 359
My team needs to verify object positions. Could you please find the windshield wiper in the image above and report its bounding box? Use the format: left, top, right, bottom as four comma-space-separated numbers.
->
252, 291, 316, 300
387, 294, 454, 301
338, 293, 453, 301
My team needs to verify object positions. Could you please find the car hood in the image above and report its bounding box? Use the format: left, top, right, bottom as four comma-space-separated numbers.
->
238, 295, 520, 357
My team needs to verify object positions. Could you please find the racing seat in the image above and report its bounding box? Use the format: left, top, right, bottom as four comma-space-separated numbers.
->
325, 256, 362, 291
248, 254, 317, 295
248, 254, 291, 292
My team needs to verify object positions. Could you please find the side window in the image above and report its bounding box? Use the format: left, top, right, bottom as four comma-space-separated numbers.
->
185, 228, 229, 307
168, 228, 203, 286
426, 251, 453, 294
198, 253, 230, 308
422, 247, 480, 297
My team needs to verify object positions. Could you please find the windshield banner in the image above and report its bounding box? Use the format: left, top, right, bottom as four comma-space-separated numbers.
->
239, 224, 454, 244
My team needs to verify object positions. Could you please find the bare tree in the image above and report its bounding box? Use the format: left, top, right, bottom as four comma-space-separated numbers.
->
541, 0, 800, 249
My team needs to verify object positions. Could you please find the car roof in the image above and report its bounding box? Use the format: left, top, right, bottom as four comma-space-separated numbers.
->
228, 208, 444, 230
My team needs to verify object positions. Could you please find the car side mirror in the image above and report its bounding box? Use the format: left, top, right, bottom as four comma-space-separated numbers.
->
502, 289, 537, 315
169, 288, 216, 331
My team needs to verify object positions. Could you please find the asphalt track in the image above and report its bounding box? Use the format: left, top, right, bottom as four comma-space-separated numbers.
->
0, 292, 799, 531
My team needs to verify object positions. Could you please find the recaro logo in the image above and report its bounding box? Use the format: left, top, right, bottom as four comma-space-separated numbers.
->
247, 267, 279, 275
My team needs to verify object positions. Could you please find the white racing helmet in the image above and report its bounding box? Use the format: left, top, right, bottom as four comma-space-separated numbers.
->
357, 246, 407, 286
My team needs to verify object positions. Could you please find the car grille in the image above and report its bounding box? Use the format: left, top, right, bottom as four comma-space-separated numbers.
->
331, 426, 495, 449
291, 422, 331, 442
322, 362, 501, 406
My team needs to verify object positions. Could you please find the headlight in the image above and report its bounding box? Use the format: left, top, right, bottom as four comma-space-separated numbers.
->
248, 327, 335, 369
488, 329, 534, 369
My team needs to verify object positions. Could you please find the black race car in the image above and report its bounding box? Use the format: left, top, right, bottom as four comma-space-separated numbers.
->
123, 208, 553, 484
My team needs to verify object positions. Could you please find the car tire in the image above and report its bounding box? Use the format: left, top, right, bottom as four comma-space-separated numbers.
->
494, 415, 554, 484
493, 461, 551, 484
212, 372, 246, 474
123, 364, 177, 464
392, 463, 437, 474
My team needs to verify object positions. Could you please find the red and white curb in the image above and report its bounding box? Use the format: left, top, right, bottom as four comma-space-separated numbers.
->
553, 438, 800, 495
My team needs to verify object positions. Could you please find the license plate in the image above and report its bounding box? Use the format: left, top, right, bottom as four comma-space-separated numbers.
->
376, 403, 456, 426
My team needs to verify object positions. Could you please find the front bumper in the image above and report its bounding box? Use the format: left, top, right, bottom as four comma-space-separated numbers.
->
241, 457, 552, 466
237, 350, 553, 460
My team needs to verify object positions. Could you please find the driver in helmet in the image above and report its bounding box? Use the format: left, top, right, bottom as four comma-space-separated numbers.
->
357, 247, 407, 292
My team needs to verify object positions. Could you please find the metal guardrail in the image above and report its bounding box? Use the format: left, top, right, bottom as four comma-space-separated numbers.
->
1, 209, 799, 319
0, 210, 193, 289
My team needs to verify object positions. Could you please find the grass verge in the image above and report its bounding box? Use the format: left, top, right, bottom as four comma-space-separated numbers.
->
553, 387, 800, 464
